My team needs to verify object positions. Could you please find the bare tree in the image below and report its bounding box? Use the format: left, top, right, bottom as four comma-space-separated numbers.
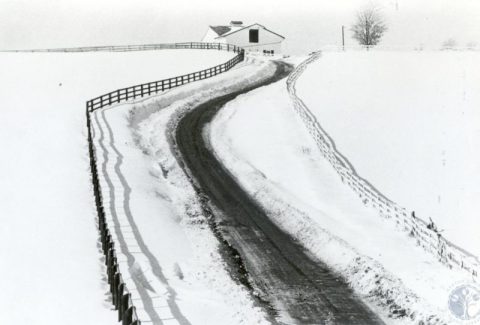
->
441, 38, 457, 50
351, 6, 388, 47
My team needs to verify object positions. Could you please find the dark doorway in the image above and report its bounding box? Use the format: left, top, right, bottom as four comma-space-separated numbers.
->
249, 29, 259, 43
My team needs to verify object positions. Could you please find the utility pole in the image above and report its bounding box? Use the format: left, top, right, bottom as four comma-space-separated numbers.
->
341, 25, 345, 51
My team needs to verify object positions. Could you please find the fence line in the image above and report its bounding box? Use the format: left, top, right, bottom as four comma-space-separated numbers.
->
287, 51, 480, 279
87, 111, 141, 325
85, 42, 245, 324
87, 43, 244, 112
4, 42, 243, 53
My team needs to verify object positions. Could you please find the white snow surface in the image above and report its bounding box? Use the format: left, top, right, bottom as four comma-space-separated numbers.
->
0, 49, 234, 324
208, 56, 476, 324
90, 57, 276, 324
295, 50, 480, 256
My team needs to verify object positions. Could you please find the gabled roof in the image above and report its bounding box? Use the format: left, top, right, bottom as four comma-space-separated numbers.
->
215, 23, 285, 39
210, 25, 232, 36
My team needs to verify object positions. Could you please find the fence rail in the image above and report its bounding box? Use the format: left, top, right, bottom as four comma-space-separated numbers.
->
287, 51, 480, 279
87, 43, 244, 112
5, 42, 243, 53
85, 42, 244, 324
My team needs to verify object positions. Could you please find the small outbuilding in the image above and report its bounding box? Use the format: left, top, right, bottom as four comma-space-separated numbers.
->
202, 21, 285, 54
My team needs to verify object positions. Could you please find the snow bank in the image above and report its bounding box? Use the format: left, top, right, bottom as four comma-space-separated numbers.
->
0, 49, 234, 324
208, 61, 474, 324
295, 50, 480, 256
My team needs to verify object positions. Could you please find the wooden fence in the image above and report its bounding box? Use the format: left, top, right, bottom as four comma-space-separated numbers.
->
87, 112, 140, 324
86, 42, 245, 324
287, 51, 480, 279
5, 42, 243, 53
87, 43, 244, 112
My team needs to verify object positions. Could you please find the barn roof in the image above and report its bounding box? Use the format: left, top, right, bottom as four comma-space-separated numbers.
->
216, 23, 285, 39
210, 26, 232, 36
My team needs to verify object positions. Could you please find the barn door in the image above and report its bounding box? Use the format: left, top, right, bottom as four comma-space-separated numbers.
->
249, 29, 259, 43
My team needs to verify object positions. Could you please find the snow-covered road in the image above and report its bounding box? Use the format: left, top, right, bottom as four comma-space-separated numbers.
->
173, 60, 383, 324
91, 56, 385, 323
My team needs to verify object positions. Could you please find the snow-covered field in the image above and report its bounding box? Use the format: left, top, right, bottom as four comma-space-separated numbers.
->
2, 45, 477, 324
208, 54, 477, 324
0, 49, 234, 324
295, 50, 480, 256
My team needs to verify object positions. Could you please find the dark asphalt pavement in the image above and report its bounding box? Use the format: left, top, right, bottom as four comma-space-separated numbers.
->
173, 61, 384, 325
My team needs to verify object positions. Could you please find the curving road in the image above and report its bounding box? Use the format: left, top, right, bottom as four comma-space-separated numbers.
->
173, 61, 384, 324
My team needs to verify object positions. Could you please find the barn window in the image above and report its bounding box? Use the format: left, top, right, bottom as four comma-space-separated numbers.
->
249, 29, 259, 43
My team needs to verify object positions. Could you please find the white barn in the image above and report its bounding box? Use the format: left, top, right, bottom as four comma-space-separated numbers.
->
201, 21, 285, 54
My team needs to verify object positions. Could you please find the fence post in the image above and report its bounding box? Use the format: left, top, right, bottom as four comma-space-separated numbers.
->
109, 263, 118, 294
102, 229, 109, 253
113, 272, 121, 307
116, 282, 125, 312
120, 293, 131, 322
123, 306, 134, 325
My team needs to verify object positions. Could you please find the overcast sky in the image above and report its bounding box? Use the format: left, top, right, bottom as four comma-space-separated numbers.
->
1, 0, 479, 53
